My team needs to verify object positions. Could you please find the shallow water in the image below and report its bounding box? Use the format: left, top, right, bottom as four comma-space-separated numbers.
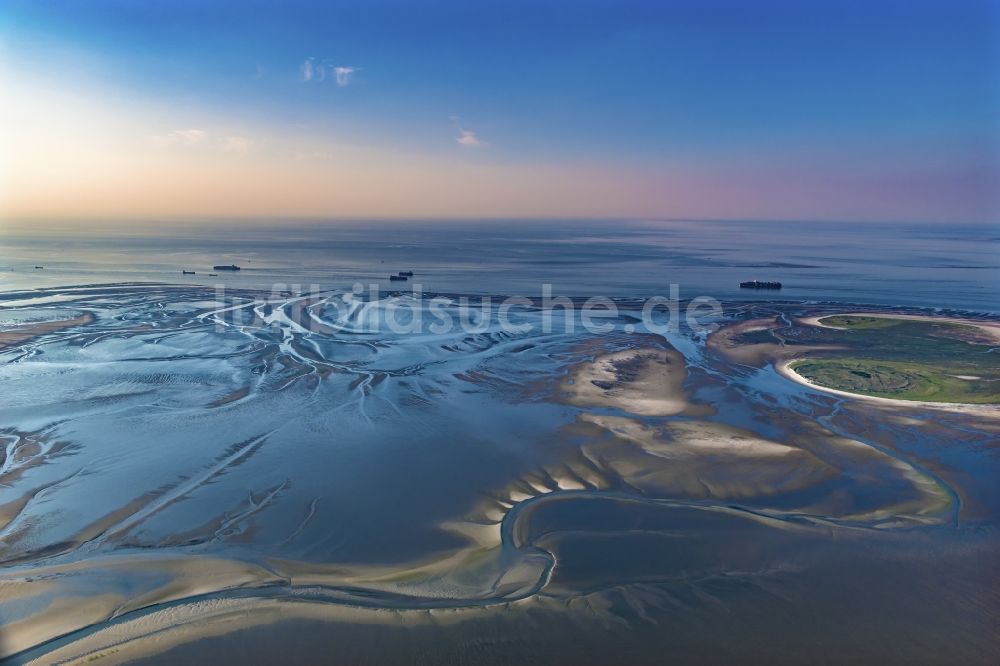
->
0, 223, 998, 663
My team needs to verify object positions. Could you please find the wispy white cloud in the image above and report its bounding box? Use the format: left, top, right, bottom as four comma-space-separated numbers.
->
221, 135, 253, 154
300, 59, 358, 86
451, 117, 488, 148
173, 129, 206, 144
150, 129, 207, 148
457, 129, 484, 147
149, 130, 253, 155
333, 66, 356, 87
300, 58, 315, 82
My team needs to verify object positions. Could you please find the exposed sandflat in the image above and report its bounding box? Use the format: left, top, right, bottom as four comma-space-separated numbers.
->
0, 311, 94, 350
559, 346, 703, 416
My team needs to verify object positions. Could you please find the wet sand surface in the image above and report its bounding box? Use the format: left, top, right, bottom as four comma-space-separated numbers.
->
0, 312, 95, 351
0, 285, 998, 664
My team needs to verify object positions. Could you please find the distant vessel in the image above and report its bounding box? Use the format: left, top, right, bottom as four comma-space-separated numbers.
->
740, 280, 782, 290
208, 273, 219, 277
389, 275, 407, 282
182, 270, 196, 275
398, 271, 413, 277
213, 264, 241, 271
34, 266, 43, 269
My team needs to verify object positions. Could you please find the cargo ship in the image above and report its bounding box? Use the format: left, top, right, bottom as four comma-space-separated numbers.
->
213, 264, 241, 271
740, 280, 782, 289
389, 275, 408, 282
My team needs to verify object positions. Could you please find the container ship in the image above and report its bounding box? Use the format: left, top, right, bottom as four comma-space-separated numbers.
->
739, 280, 782, 289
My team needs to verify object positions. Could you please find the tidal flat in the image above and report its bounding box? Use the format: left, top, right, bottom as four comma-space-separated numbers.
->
0, 284, 998, 664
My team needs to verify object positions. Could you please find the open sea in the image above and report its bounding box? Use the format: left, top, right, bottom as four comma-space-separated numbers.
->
1, 219, 997, 311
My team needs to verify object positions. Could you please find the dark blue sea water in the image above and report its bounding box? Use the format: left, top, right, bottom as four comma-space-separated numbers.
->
1, 219, 997, 311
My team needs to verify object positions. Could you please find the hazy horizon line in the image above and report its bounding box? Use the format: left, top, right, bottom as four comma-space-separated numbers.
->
3, 215, 998, 231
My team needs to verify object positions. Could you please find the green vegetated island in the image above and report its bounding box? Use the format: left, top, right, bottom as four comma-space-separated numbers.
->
791, 315, 1000, 404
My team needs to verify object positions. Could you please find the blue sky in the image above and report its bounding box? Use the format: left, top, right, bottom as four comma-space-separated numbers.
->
1, 0, 997, 221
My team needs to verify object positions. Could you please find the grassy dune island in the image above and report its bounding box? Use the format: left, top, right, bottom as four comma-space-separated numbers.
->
789, 315, 1000, 405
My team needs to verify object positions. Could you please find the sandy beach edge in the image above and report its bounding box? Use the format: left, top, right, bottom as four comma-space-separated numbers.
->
776, 359, 1000, 417
797, 312, 1000, 344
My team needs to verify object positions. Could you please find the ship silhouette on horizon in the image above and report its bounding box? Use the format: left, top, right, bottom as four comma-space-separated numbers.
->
740, 280, 782, 290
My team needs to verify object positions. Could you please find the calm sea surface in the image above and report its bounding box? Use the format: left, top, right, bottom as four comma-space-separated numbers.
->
1, 219, 997, 311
